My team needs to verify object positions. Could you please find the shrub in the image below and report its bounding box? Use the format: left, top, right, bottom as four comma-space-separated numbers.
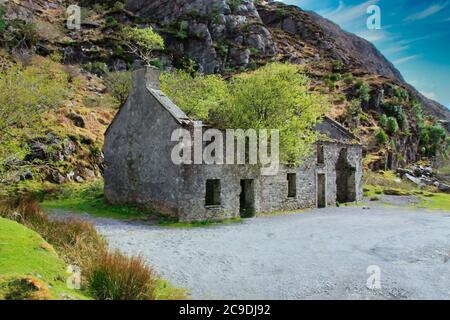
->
386, 117, 399, 134
162, 63, 328, 165
0, 4, 6, 32
120, 26, 164, 66
343, 72, 354, 84
327, 73, 342, 82
332, 60, 344, 72
379, 114, 388, 128
375, 128, 388, 145
0, 60, 68, 174
88, 250, 156, 300
355, 81, 371, 102
104, 71, 132, 105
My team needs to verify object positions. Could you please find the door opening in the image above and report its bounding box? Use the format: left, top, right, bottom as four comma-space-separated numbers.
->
317, 173, 326, 208
240, 179, 255, 218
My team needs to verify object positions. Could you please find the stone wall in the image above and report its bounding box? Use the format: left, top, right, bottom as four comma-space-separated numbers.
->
104, 68, 182, 218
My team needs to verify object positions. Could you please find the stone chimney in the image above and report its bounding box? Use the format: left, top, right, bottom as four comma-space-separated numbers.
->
132, 63, 161, 91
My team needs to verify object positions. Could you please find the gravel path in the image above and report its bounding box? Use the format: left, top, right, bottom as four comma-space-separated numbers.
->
54, 205, 450, 300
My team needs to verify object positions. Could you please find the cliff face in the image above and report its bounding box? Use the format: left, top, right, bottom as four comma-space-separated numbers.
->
2, 0, 448, 172
126, 0, 277, 73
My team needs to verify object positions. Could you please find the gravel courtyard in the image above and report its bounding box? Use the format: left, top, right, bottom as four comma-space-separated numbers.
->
90, 205, 450, 300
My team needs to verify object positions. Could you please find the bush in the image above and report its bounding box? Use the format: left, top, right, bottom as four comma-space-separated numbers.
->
120, 26, 164, 65
379, 114, 388, 128
162, 63, 328, 164
355, 81, 371, 102
386, 117, 399, 134
88, 250, 156, 300
104, 71, 132, 105
375, 128, 388, 145
0, 59, 69, 174
0, 4, 6, 32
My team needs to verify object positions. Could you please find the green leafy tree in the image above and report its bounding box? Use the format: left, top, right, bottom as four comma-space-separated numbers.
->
104, 71, 132, 105
355, 81, 371, 102
0, 60, 68, 173
379, 114, 388, 128
161, 70, 228, 121
120, 26, 165, 66
386, 117, 399, 134
162, 63, 328, 164
375, 128, 388, 145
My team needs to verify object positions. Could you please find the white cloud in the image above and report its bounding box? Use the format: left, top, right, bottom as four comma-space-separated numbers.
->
357, 29, 388, 43
422, 91, 437, 100
404, 2, 448, 22
384, 45, 410, 54
325, 0, 380, 26
393, 54, 421, 65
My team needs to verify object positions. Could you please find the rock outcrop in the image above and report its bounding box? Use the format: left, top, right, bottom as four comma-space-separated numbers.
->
126, 0, 277, 73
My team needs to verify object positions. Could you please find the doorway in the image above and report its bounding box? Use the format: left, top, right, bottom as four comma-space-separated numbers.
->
317, 173, 326, 208
335, 148, 356, 204
240, 179, 255, 218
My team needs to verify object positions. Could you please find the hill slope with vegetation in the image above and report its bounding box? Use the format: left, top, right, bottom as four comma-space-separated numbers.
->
0, 0, 448, 190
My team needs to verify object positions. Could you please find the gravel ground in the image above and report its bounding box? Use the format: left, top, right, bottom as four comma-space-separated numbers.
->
53, 204, 450, 300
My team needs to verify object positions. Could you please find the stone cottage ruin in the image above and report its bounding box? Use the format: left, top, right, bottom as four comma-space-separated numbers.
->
104, 67, 363, 221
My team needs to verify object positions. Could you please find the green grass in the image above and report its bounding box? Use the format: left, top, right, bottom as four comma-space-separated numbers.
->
41, 197, 148, 220
414, 193, 450, 211
154, 278, 189, 300
159, 217, 242, 228
0, 217, 90, 300
38, 180, 149, 220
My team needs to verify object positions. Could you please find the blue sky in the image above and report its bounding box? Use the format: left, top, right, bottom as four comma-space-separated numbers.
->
280, 0, 450, 109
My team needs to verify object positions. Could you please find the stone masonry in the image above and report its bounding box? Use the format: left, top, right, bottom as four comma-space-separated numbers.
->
104, 67, 363, 222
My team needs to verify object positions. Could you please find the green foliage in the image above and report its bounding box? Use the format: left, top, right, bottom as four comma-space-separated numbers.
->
420, 124, 447, 157
0, 217, 90, 300
355, 81, 371, 102
332, 60, 344, 73
2, 20, 38, 51
0, 4, 6, 32
343, 73, 354, 84
392, 85, 409, 101
375, 128, 388, 145
104, 71, 132, 105
0, 61, 68, 174
105, 16, 119, 28
120, 26, 165, 65
382, 104, 405, 127
327, 73, 342, 82
379, 114, 388, 128
83, 61, 109, 75
161, 70, 228, 121
228, 0, 243, 12
162, 63, 328, 164
386, 117, 399, 134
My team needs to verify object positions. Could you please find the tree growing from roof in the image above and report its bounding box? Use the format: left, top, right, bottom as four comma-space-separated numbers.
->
120, 26, 165, 66
161, 63, 329, 164
161, 70, 228, 121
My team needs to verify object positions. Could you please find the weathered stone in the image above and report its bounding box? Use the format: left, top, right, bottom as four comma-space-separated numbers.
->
104, 67, 363, 222
67, 112, 85, 128
50, 170, 66, 184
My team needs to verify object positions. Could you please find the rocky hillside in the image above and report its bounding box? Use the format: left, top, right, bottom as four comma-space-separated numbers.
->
0, 0, 449, 187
